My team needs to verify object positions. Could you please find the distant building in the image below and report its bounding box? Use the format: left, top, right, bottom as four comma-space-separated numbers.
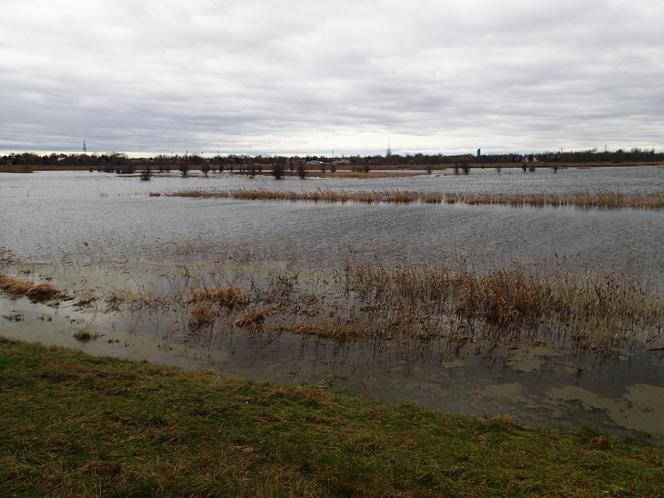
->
477, 148, 481, 158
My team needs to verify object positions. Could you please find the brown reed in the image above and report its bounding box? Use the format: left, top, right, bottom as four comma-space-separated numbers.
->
105, 290, 170, 311
343, 263, 662, 333
165, 189, 664, 210
189, 286, 247, 309
0, 274, 59, 302
189, 302, 217, 329
234, 308, 266, 329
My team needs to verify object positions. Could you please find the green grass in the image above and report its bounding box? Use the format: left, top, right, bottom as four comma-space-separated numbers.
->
1, 339, 663, 497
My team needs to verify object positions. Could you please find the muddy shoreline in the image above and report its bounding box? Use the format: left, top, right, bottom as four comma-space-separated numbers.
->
2, 256, 664, 443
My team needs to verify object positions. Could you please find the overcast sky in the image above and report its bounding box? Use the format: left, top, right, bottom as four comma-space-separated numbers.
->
1, 0, 663, 155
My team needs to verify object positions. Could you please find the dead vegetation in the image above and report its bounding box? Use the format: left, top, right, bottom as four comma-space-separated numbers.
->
234, 308, 266, 329
105, 282, 253, 331
189, 302, 218, 329
343, 263, 663, 346
187, 286, 249, 328
105, 290, 170, 311
73, 294, 97, 308
442, 191, 664, 210
0, 274, 60, 302
95, 261, 663, 350
279, 321, 364, 339
189, 286, 247, 309
165, 189, 664, 210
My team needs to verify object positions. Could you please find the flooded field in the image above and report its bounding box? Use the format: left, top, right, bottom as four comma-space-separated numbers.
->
2, 167, 664, 442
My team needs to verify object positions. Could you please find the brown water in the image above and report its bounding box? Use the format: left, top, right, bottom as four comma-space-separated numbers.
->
2, 168, 664, 441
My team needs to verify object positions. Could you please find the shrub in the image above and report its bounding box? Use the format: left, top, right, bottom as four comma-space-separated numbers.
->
272, 163, 284, 180
296, 163, 307, 179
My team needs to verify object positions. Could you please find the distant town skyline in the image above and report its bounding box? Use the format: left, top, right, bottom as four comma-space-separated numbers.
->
2, 0, 663, 155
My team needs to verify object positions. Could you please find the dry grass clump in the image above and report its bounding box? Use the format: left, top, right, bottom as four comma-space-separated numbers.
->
105, 290, 169, 311
281, 321, 363, 339
169, 189, 420, 204
234, 308, 266, 329
0, 274, 59, 302
443, 192, 664, 210
25, 283, 59, 302
189, 302, 218, 329
166, 189, 664, 210
344, 264, 663, 338
189, 286, 247, 309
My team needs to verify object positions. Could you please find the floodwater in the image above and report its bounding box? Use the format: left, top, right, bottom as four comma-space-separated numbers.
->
2, 168, 664, 441
1, 169, 664, 277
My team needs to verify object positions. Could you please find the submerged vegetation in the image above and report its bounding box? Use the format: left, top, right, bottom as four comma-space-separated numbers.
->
2, 339, 663, 497
343, 263, 663, 347
189, 285, 248, 309
100, 261, 664, 351
166, 189, 664, 210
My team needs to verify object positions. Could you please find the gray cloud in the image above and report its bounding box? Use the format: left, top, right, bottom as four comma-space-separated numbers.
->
1, 0, 663, 155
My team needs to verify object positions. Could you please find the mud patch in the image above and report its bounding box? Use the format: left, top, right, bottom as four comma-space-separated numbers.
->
547, 384, 664, 436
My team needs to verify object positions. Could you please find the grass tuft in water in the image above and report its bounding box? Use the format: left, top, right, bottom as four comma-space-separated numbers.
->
0, 274, 59, 302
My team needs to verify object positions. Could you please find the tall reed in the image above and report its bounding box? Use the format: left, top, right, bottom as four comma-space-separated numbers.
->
343, 263, 662, 336
166, 189, 664, 210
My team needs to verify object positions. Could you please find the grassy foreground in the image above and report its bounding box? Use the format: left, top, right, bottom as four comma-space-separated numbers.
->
1, 339, 663, 497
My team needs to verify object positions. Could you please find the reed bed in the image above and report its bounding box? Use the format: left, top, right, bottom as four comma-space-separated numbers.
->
443, 191, 664, 210
189, 302, 218, 329
189, 286, 248, 309
105, 290, 171, 311
0, 274, 59, 302
98, 262, 663, 349
166, 189, 664, 210
234, 308, 266, 329
343, 264, 663, 339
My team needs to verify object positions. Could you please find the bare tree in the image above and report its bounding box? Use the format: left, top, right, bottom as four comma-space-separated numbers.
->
272, 163, 284, 180
297, 162, 307, 179
140, 165, 152, 181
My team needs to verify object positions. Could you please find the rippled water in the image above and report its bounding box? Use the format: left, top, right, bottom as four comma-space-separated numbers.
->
1, 169, 664, 279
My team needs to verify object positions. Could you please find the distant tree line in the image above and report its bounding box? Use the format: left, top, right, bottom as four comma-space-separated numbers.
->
1, 147, 661, 172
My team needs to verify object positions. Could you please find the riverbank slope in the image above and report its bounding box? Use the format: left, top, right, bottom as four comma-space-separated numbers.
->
1, 339, 663, 497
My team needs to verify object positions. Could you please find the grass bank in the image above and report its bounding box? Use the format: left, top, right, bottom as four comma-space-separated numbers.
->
165, 189, 664, 210
1, 339, 663, 497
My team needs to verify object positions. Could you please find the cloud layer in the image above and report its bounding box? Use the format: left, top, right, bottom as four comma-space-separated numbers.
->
1, 0, 663, 155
